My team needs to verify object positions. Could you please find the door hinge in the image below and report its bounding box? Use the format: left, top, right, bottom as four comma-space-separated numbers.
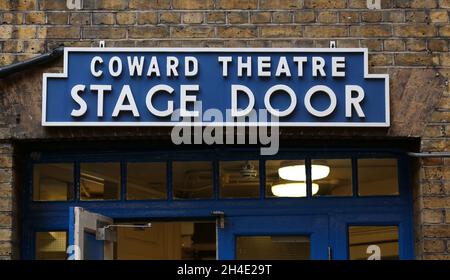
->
328, 246, 332, 260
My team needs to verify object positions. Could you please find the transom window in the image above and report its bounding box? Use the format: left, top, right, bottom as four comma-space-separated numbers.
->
32, 157, 400, 202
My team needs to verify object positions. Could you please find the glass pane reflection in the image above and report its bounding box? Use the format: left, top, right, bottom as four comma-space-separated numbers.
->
220, 161, 260, 198
348, 226, 399, 260
35, 231, 67, 260
80, 163, 121, 200
173, 161, 213, 199
266, 160, 306, 198
127, 162, 167, 200
33, 163, 74, 201
358, 159, 399, 196
236, 236, 310, 260
312, 159, 352, 196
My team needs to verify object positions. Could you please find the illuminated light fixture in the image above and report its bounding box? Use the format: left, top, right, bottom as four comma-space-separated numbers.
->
271, 183, 319, 198
278, 165, 330, 181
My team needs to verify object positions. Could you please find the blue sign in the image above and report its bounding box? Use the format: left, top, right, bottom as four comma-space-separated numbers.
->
42, 48, 389, 127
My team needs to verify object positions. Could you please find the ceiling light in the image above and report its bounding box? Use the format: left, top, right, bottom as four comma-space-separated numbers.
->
278, 165, 330, 181
271, 183, 319, 198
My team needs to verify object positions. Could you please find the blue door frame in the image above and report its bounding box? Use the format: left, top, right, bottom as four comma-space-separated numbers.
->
21, 147, 415, 260
218, 215, 329, 260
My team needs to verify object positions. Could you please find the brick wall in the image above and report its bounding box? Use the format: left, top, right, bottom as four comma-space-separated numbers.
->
0, 0, 449, 259
0, 143, 14, 259
417, 90, 450, 260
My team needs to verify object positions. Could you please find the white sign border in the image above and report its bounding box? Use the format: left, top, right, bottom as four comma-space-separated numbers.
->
42, 48, 390, 127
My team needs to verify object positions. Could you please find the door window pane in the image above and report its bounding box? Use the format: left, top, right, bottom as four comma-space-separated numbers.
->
35, 231, 67, 260
266, 160, 308, 198
127, 162, 167, 200
236, 236, 310, 260
348, 226, 399, 260
358, 159, 399, 196
80, 163, 121, 200
220, 161, 260, 198
33, 163, 74, 201
172, 161, 213, 199
312, 159, 352, 196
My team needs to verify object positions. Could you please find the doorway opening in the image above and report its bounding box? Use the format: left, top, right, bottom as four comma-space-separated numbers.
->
114, 220, 216, 260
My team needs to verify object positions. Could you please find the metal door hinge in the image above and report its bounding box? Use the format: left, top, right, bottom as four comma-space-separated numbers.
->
328, 246, 332, 260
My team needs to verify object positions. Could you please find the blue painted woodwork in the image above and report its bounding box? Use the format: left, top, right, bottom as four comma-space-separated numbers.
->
21, 147, 414, 260
84, 232, 104, 260
219, 215, 329, 260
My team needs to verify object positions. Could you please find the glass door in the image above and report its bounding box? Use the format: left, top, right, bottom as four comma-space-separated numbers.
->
217, 215, 329, 260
